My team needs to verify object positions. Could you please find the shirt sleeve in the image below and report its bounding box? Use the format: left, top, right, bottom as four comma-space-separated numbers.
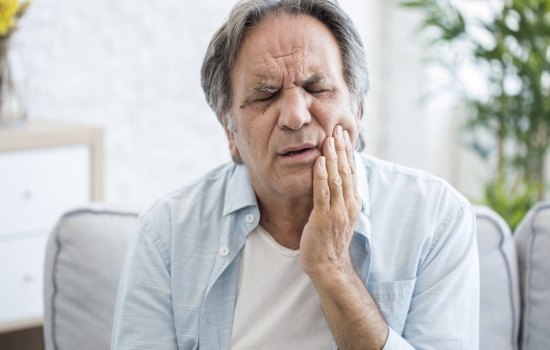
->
383, 200, 480, 350
111, 212, 178, 350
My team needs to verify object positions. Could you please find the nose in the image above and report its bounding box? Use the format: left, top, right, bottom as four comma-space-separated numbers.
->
277, 88, 312, 130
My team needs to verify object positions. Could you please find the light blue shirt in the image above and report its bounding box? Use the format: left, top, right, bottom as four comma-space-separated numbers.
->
111, 153, 479, 349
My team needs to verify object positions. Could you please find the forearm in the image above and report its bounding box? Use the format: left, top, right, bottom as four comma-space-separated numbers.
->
310, 266, 388, 350
301, 128, 388, 349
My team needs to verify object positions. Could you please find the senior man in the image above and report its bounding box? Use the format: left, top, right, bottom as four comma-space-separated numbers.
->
111, 0, 479, 349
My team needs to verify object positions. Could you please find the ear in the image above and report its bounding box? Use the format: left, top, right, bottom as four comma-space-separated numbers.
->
227, 130, 242, 163
222, 112, 242, 163
355, 101, 363, 123
353, 102, 364, 151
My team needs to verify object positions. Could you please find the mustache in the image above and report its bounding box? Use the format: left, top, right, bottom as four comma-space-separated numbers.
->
278, 131, 325, 147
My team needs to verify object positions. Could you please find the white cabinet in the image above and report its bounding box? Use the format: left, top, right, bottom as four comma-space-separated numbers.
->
0, 122, 103, 333
0, 235, 48, 325
0, 145, 90, 237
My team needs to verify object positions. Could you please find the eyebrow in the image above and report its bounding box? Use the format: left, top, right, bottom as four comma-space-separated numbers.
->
253, 82, 279, 94
302, 74, 327, 86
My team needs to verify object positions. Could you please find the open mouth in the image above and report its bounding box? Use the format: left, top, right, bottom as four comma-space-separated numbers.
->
279, 144, 318, 160
282, 148, 313, 157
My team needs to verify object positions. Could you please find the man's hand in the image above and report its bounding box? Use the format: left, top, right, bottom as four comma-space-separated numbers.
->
300, 124, 360, 278
300, 125, 389, 350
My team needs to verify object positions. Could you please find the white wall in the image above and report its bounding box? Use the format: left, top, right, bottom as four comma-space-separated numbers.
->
355, 0, 486, 200
13, 0, 486, 206
16, 0, 236, 205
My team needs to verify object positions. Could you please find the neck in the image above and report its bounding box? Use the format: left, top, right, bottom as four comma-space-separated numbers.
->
257, 193, 312, 250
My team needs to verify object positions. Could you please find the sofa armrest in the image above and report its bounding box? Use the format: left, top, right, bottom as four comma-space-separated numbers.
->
515, 201, 550, 350
43, 204, 139, 350
475, 205, 520, 350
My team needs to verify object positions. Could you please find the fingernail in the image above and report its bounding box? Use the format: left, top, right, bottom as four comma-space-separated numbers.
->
319, 156, 326, 168
336, 125, 343, 138
329, 137, 334, 149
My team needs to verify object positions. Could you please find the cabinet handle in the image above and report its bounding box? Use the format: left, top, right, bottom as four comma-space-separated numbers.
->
23, 272, 34, 283
22, 190, 33, 200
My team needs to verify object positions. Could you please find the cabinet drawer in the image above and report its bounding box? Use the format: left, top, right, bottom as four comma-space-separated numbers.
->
0, 235, 48, 324
0, 145, 91, 236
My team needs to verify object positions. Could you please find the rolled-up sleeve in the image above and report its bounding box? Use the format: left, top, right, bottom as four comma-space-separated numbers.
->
383, 328, 415, 350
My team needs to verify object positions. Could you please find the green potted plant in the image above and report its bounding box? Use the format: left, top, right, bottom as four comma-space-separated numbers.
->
401, 0, 550, 229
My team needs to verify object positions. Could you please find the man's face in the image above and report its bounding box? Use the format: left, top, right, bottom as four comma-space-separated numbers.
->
227, 13, 361, 199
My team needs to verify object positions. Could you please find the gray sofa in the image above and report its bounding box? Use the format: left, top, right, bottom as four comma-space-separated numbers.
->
43, 202, 550, 350
514, 202, 550, 349
43, 206, 139, 350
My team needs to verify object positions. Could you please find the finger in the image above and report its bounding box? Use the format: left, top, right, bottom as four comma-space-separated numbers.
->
344, 130, 360, 203
344, 130, 355, 176
334, 125, 354, 207
312, 156, 330, 212
323, 136, 343, 207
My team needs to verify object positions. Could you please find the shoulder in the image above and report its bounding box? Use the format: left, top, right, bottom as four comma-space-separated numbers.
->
360, 153, 470, 214
359, 154, 473, 241
143, 162, 236, 217
361, 153, 455, 189
358, 155, 476, 282
136, 162, 238, 246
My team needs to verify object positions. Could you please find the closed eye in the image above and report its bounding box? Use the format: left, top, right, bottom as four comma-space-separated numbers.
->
252, 83, 280, 103
306, 88, 331, 96
256, 94, 275, 102
254, 90, 280, 102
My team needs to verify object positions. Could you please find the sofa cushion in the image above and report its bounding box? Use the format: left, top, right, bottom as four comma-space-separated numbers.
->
515, 201, 550, 350
475, 205, 520, 350
43, 205, 139, 350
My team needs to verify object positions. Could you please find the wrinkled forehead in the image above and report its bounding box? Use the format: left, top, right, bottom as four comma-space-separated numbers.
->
232, 13, 344, 82
241, 12, 339, 54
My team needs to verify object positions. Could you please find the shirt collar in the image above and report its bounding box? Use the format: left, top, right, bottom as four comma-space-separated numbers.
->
355, 152, 370, 215
223, 163, 258, 216
223, 153, 372, 240
354, 152, 372, 241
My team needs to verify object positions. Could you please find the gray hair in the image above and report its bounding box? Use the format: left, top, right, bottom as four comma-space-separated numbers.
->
200, 0, 369, 150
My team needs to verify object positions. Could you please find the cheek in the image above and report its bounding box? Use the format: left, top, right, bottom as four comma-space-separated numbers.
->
347, 117, 361, 140
233, 121, 268, 159
234, 131, 252, 157
312, 101, 359, 137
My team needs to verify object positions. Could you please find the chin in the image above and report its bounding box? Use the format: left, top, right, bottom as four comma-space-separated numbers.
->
277, 176, 313, 197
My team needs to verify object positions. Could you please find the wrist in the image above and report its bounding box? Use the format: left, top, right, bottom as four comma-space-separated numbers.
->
305, 259, 356, 287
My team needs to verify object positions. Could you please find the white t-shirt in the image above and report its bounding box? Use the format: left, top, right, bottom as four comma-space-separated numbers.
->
230, 225, 335, 350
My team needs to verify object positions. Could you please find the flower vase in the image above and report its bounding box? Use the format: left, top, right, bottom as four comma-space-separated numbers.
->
0, 38, 26, 126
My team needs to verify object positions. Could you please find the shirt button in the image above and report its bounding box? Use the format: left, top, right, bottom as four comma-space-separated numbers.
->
219, 247, 229, 256
245, 213, 255, 223
224, 204, 232, 212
